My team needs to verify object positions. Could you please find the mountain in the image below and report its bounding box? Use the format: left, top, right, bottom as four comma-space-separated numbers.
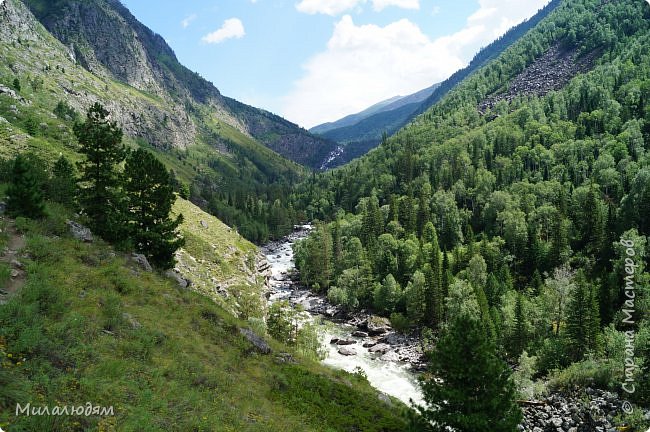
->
311, 84, 440, 169
313, 0, 561, 169
410, 0, 562, 118
19, 0, 337, 170
311, 84, 439, 136
0, 0, 324, 243
293, 0, 650, 423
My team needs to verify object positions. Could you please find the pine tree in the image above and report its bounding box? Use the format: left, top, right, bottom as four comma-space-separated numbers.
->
48, 155, 77, 208
424, 225, 443, 328
6, 154, 45, 219
74, 103, 127, 243
415, 314, 522, 432
12, 78, 21, 92
124, 149, 185, 269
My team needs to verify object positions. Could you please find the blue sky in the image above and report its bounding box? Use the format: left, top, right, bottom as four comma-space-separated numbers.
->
121, 0, 551, 128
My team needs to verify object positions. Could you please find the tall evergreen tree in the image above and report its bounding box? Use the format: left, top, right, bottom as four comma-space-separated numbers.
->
414, 314, 522, 432
74, 103, 127, 243
124, 149, 185, 269
48, 155, 77, 208
565, 271, 601, 361
424, 224, 443, 328
6, 154, 45, 219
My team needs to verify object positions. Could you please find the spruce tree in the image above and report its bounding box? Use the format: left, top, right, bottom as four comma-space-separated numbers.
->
74, 103, 127, 243
565, 271, 601, 361
6, 154, 45, 219
124, 149, 184, 269
415, 314, 522, 432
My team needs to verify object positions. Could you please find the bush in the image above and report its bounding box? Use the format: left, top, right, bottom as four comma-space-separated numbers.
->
547, 358, 617, 392
389, 312, 410, 333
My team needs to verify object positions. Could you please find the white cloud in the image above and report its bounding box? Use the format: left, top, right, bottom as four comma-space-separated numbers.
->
295, 0, 419, 15
295, 0, 364, 16
283, 0, 550, 127
371, 0, 419, 12
201, 18, 246, 44
181, 14, 197, 29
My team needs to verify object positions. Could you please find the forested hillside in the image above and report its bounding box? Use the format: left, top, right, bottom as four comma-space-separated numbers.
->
0, 0, 320, 244
293, 0, 650, 426
313, 0, 561, 169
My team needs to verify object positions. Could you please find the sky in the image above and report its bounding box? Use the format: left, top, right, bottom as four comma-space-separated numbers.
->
120, 0, 552, 129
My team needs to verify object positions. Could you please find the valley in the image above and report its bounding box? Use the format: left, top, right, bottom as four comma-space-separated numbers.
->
1, 0, 650, 430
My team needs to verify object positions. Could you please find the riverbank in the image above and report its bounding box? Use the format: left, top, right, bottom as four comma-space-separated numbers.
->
262, 226, 425, 406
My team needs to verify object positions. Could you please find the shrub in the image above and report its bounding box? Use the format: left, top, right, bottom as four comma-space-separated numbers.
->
389, 312, 410, 333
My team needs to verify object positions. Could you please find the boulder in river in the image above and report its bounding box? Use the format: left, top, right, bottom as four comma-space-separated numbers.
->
365, 316, 391, 335
338, 347, 356, 356
330, 337, 339, 344
336, 339, 356, 346
352, 331, 368, 338
368, 343, 391, 354
362, 341, 377, 348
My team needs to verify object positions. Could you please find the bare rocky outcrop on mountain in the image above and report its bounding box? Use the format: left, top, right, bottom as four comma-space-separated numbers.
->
479, 45, 600, 113
15, 0, 335, 167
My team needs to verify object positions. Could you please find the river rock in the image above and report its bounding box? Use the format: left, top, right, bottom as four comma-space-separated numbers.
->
362, 341, 377, 348
368, 343, 391, 354
336, 339, 356, 346
365, 316, 391, 335
338, 347, 356, 356
380, 351, 400, 362
352, 331, 368, 337
330, 337, 339, 344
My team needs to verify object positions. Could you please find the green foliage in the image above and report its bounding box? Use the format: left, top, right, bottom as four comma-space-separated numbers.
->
414, 314, 522, 432
53, 100, 78, 122
74, 103, 127, 243
47, 155, 77, 208
124, 149, 184, 269
267, 301, 294, 343
12, 78, 20, 92
5, 155, 45, 219
389, 312, 410, 333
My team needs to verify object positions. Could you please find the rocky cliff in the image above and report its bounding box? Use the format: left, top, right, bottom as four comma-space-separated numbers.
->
19, 0, 335, 167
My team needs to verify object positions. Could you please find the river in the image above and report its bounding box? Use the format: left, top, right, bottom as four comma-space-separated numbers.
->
262, 226, 424, 407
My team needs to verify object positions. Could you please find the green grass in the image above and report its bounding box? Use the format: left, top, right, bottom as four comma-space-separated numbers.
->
0, 210, 409, 432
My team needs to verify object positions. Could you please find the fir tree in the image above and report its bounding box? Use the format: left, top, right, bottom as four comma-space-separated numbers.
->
124, 149, 184, 269
74, 103, 127, 243
415, 314, 522, 432
12, 78, 21, 92
6, 154, 45, 219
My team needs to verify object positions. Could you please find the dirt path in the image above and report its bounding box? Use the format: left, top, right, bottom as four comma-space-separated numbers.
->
0, 216, 27, 304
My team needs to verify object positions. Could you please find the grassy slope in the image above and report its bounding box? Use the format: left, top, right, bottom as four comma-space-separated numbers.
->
0, 206, 408, 432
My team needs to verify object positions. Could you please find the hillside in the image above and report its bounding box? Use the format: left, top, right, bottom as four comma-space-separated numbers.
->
0, 0, 312, 242
0, 204, 408, 431
313, 0, 561, 169
293, 0, 650, 427
20, 0, 336, 170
